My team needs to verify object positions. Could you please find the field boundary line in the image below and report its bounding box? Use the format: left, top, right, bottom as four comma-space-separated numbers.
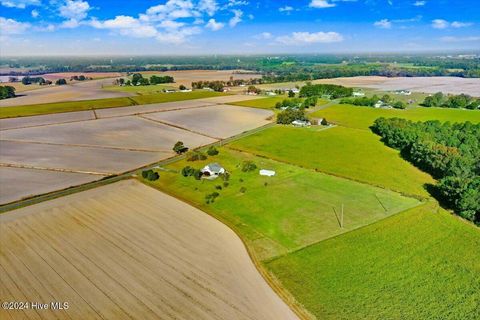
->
0, 163, 111, 176
0, 139, 173, 153
137, 115, 221, 140
264, 200, 430, 264
0, 112, 96, 131
139, 179, 315, 320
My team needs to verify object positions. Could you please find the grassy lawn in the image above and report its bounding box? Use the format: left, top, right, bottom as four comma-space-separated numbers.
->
104, 84, 177, 95
145, 148, 420, 260
228, 126, 433, 198
312, 104, 480, 130
229, 96, 329, 109
0, 91, 225, 118
267, 201, 480, 320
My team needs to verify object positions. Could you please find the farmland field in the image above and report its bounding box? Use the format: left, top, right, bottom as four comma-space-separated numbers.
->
267, 202, 480, 320
228, 126, 434, 197
0, 180, 298, 320
104, 84, 176, 95
0, 91, 225, 118
258, 76, 480, 96
145, 148, 420, 260
142, 105, 273, 139
229, 97, 329, 109
311, 104, 480, 130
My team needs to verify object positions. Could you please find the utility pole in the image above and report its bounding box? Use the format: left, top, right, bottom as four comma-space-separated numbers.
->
341, 204, 344, 228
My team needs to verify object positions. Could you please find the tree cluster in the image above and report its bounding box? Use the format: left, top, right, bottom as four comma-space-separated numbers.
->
276, 109, 307, 124
372, 118, 480, 223
0, 85, 15, 99
191, 78, 262, 92
142, 169, 159, 181
299, 83, 353, 99
275, 98, 303, 109
340, 94, 406, 109
422, 92, 479, 110
55, 78, 67, 85
22, 76, 47, 85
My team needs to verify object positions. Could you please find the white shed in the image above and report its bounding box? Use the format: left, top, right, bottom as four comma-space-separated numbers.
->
259, 169, 276, 177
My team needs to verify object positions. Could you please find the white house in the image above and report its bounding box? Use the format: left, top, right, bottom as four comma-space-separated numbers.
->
374, 100, 384, 108
259, 169, 276, 177
292, 120, 311, 127
201, 163, 225, 179
353, 91, 365, 97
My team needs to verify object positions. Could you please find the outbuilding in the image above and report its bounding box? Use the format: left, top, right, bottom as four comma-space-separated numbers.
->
259, 169, 276, 177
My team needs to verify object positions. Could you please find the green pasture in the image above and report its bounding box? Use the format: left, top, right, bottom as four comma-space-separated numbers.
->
312, 104, 480, 130
228, 126, 434, 198
267, 202, 480, 320
144, 148, 420, 260
0, 91, 225, 118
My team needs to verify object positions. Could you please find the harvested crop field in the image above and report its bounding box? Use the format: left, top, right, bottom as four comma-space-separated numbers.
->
0, 98, 273, 203
313, 76, 480, 96
0, 78, 131, 107
1, 116, 216, 151
140, 70, 262, 87
0, 167, 99, 204
143, 105, 273, 139
0, 179, 298, 320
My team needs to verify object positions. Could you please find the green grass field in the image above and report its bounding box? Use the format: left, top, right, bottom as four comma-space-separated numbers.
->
228, 126, 434, 198
0, 91, 225, 118
104, 84, 176, 94
229, 96, 329, 109
145, 148, 420, 260
267, 202, 480, 320
312, 104, 480, 130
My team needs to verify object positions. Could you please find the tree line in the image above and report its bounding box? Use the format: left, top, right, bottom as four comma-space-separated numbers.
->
422, 92, 479, 110
341, 94, 406, 109
372, 118, 479, 224
299, 83, 353, 99
191, 78, 262, 92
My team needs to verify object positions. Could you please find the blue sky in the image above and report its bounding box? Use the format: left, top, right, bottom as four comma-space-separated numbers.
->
1, 0, 479, 55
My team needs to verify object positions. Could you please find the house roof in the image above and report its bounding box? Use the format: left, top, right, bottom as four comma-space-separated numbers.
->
203, 163, 224, 173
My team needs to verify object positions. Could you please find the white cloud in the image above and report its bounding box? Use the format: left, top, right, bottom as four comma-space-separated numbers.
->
0, 17, 30, 34
90, 16, 158, 38
198, 0, 217, 16
156, 26, 200, 44
205, 18, 224, 31
451, 21, 473, 28
254, 32, 272, 39
440, 36, 480, 42
432, 19, 449, 29
59, 0, 90, 20
309, 0, 336, 8
1, 0, 39, 8
31, 9, 39, 17
279, 6, 294, 12
432, 19, 473, 29
413, 0, 425, 6
276, 31, 343, 45
142, 0, 197, 22
229, 9, 242, 27
374, 19, 392, 29
226, 0, 248, 6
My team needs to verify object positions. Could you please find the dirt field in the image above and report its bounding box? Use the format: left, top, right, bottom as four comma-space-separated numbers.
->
140, 70, 262, 87
313, 76, 480, 96
0, 167, 99, 204
143, 105, 273, 139
0, 110, 95, 130
0, 97, 272, 203
1, 116, 216, 151
0, 78, 131, 107
0, 180, 298, 320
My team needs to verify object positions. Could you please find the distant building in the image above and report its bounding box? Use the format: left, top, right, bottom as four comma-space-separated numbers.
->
259, 169, 276, 177
395, 90, 412, 96
353, 91, 365, 97
201, 163, 225, 178
292, 120, 311, 127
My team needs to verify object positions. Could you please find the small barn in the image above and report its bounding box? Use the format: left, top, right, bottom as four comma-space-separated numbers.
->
259, 169, 276, 177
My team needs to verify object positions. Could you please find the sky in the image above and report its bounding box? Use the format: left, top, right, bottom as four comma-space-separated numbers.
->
0, 0, 479, 55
